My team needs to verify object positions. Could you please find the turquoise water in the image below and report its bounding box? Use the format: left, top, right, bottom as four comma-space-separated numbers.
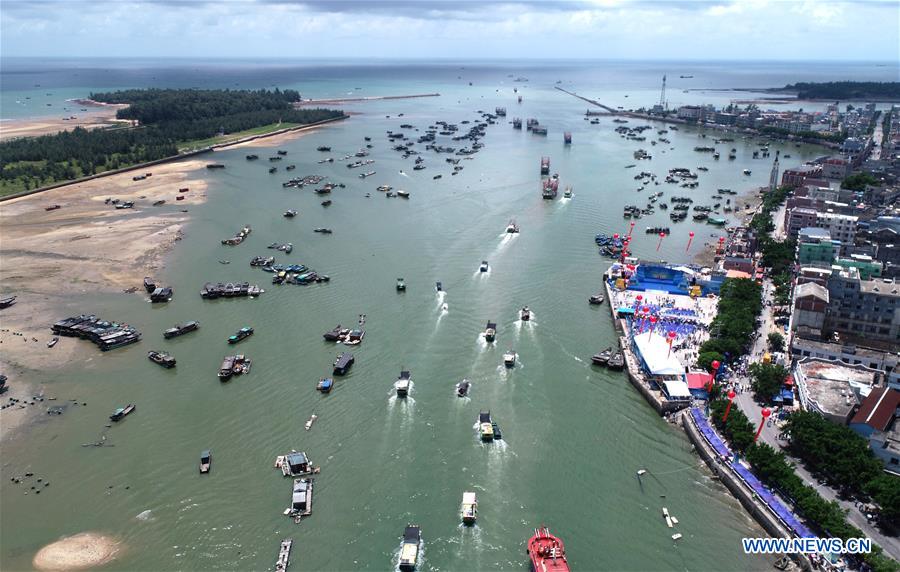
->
0, 60, 841, 571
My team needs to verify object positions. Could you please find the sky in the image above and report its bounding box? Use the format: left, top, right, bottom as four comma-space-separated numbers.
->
1, 0, 899, 61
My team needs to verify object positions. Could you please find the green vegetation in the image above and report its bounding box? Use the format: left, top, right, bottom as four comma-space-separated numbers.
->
767, 332, 785, 352
781, 81, 900, 101
748, 362, 788, 402
178, 122, 301, 152
758, 126, 846, 144
0, 88, 344, 196
842, 171, 879, 191
771, 272, 792, 306
698, 278, 762, 363
707, 402, 898, 571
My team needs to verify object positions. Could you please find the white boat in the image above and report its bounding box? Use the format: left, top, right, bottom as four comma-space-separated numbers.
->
304, 415, 317, 431
503, 350, 516, 368
399, 525, 421, 571
461, 492, 477, 525
505, 219, 519, 233
479, 260, 489, 272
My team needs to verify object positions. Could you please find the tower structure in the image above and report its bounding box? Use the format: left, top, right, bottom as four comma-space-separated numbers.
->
659, 75, 667, 110
769, 156, 780, 193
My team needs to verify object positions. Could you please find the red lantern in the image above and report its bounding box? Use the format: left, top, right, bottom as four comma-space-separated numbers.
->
711, 360, 721, 372
628, 221, 635, 237
686, 230, 695, 253
707, 360, 721, 392
614, 233, 619, 240
723, 389, 737, 422
666, 330, 676, 357
656, 231, 665, 252
754, 407, 772, 442
648, 315, 658, 338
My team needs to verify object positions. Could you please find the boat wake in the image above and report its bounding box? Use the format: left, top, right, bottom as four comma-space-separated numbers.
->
476, 334, 494, 349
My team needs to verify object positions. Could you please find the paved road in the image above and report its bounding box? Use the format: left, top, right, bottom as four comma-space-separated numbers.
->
727, 276, 900, 558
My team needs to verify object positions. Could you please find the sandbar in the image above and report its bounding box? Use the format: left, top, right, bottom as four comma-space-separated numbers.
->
33, 532, 121, 571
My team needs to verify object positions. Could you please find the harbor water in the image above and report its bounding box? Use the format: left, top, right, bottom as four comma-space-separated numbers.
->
0, 60, 875, 571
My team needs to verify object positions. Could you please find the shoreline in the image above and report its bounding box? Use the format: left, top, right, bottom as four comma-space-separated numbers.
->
1, 102, 129, 141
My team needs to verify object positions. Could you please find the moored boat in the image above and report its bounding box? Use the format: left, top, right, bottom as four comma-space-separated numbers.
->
219, 356, 236, 380
317, 378, 334, 393
527, 527, 570, 572
333, 352, 354, 375
591, 347, 612, 365
323, 325, 344, 342
275, 539, 292, 572
228, 326, 254, 344
607, 350, 625, 370
0, 296, 17, 309
588, 293, 604, 305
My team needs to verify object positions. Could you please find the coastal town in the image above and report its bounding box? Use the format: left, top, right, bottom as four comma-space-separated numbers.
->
1, 2, 899, 570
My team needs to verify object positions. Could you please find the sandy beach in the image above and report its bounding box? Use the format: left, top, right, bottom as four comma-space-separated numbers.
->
0, 159, 207, 379
33, 532, 121, 570
0, 104, 129, 141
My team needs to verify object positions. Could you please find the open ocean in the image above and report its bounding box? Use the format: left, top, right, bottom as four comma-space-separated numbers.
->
1, 59, 896, 571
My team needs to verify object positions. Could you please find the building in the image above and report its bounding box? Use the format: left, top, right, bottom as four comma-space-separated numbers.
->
786, 207, 820, 240
794, 357, 877, 424
676, 106, 704, 122
822, 157, 852, 180
781, 164, 824, 189
816, 212, 858, 253
790, 337, 900, 387
797, 227, 838, 266
834, 254, 883, 280
826, 269, 900, 346
791, 282, 829, 336
849, 387, 900, 472
797, 266, 833, 287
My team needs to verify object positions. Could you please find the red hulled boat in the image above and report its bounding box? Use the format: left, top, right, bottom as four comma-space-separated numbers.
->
527, 527, 570, 572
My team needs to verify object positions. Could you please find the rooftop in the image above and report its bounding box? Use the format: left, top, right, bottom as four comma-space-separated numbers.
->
794, 282, 829, 303
859, 278, 900, 297
851, 387, 900, 432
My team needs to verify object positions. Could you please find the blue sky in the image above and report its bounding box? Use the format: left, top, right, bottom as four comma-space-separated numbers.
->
2, 0, 899, 61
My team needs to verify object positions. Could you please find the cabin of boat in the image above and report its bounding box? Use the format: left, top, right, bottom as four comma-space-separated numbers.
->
461, 492, 477, 525
484, 321, 497, 343
110, 403, 135, 422
457, 379, 470, 397
399, 525, 421, 571
588, 293, 605, 305
284, 209, 297, 218
527, 527, 570, 572
333, 352, 355, 375
396, 278, 406, 291
520, 306, 531, 321
503, 351, 516, 367
479, 411, 494, 441
148, 350, 176, 368
323, 325, 344, 342
395, 370, 411, 397
607, 351, 625, 370
435, 281, 442, 292
317, 378, 334, 393
228, 326, 254, 344
506, 219, 520, 233
200, 449, 211, 473
143, 277, 157, 292
479, 261, 489, 272
219, 356, 236, 380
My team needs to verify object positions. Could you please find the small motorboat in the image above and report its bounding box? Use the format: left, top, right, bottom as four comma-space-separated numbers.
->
200, 449, 211, 474
608, 351, 625, 370
457, 379, 470, 397
503, 350, 516, 368
396, 278, 406, 291
0, 296, 17, 309
588, 293, 605, 305
110, 404, 136, 422
397, 190, 410, 198
479, 260, 489, 273
321, 200, 332, 207
314, 228, 333, 234
283, 209, 298, 218
592, 347, 612, 365
305, 414, 318, 431
228, 326, 254, 344
317, 378, 334, 393
461, 492, 478, 526
484, 321, 497, 343
395, 370, 412, 398
520, 306, 531, 321
479, 411, 495, 441
399, 525, 421, 572
505, 219, 519, 233
563, 186, 573, 198
147, 350, 176, 368
435, 281, 442, 292
47, 337, 59, 348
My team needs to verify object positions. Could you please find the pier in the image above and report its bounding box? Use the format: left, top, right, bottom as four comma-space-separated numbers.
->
295, 93, 440, 106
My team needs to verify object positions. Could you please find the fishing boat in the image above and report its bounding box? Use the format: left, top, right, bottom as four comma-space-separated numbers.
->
588, 293, 605, 305
457, 379, 470, 397
344, 329, 364, 346
47, 336, 59, 348
305, 414, 317, 431
520, 306, 531, 321
314, 228, 333, 234
143, 277, 157, 292
527, 527, 570, 572
743, 169, 752, 175
219, 356, 236, 380
317, 146, 331, 152
484, 321, 497, 343
592, 347, 612, 365
461, 492, 478, 525
435, 281, 442, 292
399, 525, 421, 571
323, 325, 346, 342
200, 450, 211, 473
333, 352, 354, 375
147, 350, 176, 368
321, 200, 332, 207
275, 539, 292, 572
503, 350, 516, 368
396, 278, 406, 291
228, 326, 254, 344
505, 219, 520, 233
479, 260, 489, 273
283, 209, 298, 218
0, 296, 17, 309
563, 186, 573, 198
289, 478, 313, 518
109, 404, 135, 422
607, 351, 625, 370
478, 411, 495, 441
395, 370, 411, 397
150, 286, 173, 302
397, 190, 410, 198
